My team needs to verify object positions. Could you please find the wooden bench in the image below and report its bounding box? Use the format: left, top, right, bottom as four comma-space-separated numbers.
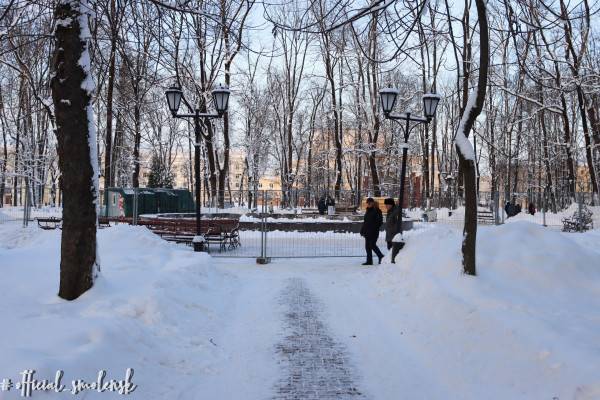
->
335, 205, 358, 214
37, 217, 62, 230
477, 210, 495, 225
98, 216, 111, 229
203, 220, 241, 251
138, 218, 241, 251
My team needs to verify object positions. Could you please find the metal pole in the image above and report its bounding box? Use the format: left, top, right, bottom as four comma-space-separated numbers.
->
193, 111, 204, 251
577, 192, 583, 232
391, 115, 412, 263
133, 188, 138, 225
494, 191, 500, 225
395, 114, 411, 235
22, 179, 29, 227
542, 188, 547, 227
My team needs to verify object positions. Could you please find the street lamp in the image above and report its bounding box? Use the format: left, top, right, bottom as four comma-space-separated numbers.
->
165, 83, 230, 251
380, 88, 441, 262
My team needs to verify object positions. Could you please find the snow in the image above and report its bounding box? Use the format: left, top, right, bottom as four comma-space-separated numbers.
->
391, 232, 404, 242
54, 17, 72, 28
455, 90, 477, 161
73, 0, 100, 275
0, 221, 599, 399
0, 223, 237, 399
239, 215, 354, 223
192, 234, 205, 243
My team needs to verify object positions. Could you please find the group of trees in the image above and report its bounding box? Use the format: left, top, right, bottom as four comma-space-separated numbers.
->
2, 0, 598, 211
250, 0, 599, 211
0, 0, 598, 294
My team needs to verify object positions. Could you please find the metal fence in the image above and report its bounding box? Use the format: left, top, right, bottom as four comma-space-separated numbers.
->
4, 187, 598, 261
0, 185, 62, 226
206, 227, 388, 259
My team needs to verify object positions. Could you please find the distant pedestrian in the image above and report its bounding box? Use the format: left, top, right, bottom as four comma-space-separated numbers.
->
326, 195, 335, 207
505, 201, 516, 218
528, 202, 536, 215
326, 195, 335, 215
318, 197, 326, 215
384, 198, 399, 250
360, 197, 384, 265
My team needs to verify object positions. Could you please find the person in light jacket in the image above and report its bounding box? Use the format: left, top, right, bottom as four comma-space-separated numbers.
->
384, 198, 400, 250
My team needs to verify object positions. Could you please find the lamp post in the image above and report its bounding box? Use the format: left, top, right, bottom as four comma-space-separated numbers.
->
165, 83, 230, 251
380, 88, 441, 261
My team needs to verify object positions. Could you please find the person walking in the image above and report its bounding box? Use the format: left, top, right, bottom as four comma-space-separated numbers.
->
326, 195, 336, 216
318, 196, 326, 215
383, 198, 399, 250
360, 197, 384, 265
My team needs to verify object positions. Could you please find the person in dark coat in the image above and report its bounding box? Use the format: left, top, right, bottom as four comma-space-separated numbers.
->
528, 202, 536, 215
384, 198, 400, 250
505, 201, 515, 218
317, 197, 326, 215
360, 197, 384, 265
504, 201, 512, 217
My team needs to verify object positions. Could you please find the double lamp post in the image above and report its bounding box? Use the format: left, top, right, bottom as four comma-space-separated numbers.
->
379, 88, 441, 261
165, 83, 230, 251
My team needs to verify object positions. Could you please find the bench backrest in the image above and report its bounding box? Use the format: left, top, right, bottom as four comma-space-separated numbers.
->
139, 218, 239, 234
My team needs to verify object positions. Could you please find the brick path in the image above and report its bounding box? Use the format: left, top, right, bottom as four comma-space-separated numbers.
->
273, 277, 365, 399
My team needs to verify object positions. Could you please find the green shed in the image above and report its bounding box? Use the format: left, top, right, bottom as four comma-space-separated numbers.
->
104, 187, 194, 217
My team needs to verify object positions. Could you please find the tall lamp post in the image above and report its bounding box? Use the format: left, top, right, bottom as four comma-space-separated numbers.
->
165, 83, 230, 252
380, 88, 441, 262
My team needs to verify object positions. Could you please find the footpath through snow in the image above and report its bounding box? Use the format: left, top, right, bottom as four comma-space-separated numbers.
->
0, 222, 599, 399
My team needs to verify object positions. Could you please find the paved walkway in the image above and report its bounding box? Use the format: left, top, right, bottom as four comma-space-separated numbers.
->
273, 277, 365, 399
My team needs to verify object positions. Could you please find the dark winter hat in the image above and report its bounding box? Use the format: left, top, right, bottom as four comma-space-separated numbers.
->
366, 197, 375, 203
384, 198, 395, 206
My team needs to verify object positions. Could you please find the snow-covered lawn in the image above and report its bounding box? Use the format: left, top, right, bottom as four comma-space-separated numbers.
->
0, 221, 599, 399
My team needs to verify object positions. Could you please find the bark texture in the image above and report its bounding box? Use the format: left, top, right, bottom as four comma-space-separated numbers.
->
52, 0, 98, 300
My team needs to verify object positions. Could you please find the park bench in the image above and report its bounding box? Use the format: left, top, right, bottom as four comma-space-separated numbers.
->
562, 207, 594, 232
335, 205, 358, 214
138, 218, 240, 251
98, 216, 111, 229
204, 220, 241, 251
37, 217, 62, 230
422, 209, 437, 222
477, 210, 495, 225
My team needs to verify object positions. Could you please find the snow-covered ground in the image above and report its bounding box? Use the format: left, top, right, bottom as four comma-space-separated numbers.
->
0, 206, 62, 223
0, 221, 599, 399
408, 203, 600, 229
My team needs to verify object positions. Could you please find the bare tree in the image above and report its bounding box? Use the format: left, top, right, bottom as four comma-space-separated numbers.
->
52, 0, 99, 300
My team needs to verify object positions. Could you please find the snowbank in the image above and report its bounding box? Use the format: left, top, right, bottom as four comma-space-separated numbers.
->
0, 224, 238, 399
367, 222, 600, 399
1, 220, 599, 399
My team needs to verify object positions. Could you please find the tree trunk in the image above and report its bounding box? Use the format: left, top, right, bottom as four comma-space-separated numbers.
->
104, 4, 117, 190
52, 0, 99, 300
576, 87, 598, 196
456, 0, 489, 276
